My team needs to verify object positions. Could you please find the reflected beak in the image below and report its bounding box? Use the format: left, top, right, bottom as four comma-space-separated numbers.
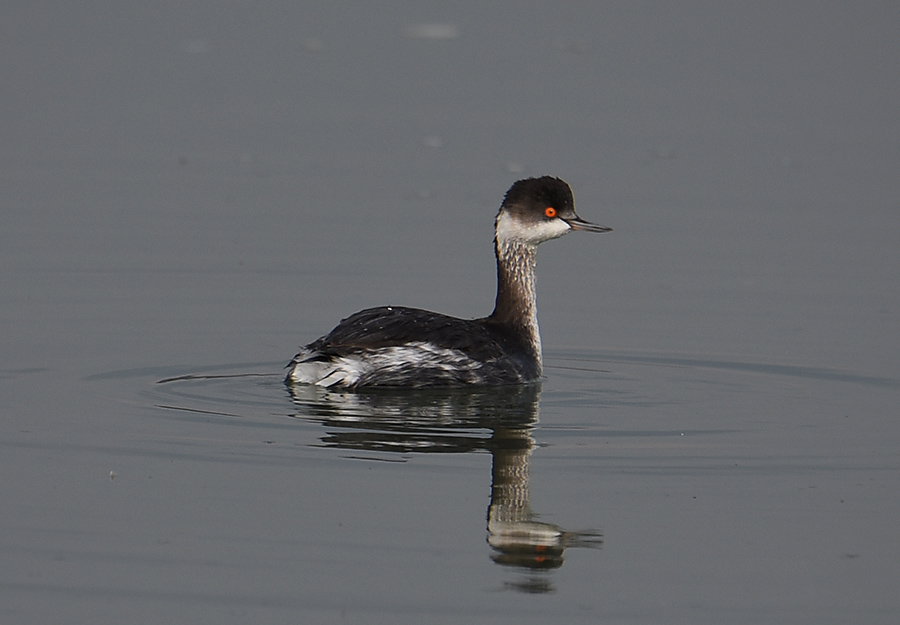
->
566, 215, 612, 233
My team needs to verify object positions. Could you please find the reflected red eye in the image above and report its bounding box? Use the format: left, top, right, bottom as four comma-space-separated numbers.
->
544, 207, 557, 218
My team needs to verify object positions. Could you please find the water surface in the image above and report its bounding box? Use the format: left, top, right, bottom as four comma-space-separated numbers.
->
2, 3, 899, 623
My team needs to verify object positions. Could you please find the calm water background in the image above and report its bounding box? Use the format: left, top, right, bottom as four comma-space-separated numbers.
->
3, 3, 899, 623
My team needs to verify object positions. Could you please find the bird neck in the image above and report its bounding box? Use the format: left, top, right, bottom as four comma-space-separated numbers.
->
488, 237, 542, 363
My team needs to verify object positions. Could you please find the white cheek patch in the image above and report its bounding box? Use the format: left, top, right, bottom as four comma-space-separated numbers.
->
496, 211, 571, 245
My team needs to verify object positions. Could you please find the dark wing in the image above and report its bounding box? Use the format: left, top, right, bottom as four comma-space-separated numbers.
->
304, 306, 509, 361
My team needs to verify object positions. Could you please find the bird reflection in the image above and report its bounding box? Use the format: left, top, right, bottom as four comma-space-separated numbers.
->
287, 383, 602, 593
487, 424, 603, 573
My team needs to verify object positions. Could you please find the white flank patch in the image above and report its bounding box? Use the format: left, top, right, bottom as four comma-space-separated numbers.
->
287, 342, 482, 388
287, 357, 361, 387
495, 211, 571, 245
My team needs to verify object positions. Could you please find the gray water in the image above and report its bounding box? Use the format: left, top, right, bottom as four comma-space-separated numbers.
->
3, 3, 899, 623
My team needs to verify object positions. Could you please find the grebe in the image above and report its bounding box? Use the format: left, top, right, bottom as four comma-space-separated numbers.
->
286, 176, 611, 388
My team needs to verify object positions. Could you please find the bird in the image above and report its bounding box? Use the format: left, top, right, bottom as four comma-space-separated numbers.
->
285, 176, 611, 388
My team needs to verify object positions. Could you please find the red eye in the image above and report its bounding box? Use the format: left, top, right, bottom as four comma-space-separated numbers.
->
544, 207, 557, 218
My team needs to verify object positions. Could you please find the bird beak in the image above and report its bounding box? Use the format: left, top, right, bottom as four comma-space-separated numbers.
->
566, 215, 612, 233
